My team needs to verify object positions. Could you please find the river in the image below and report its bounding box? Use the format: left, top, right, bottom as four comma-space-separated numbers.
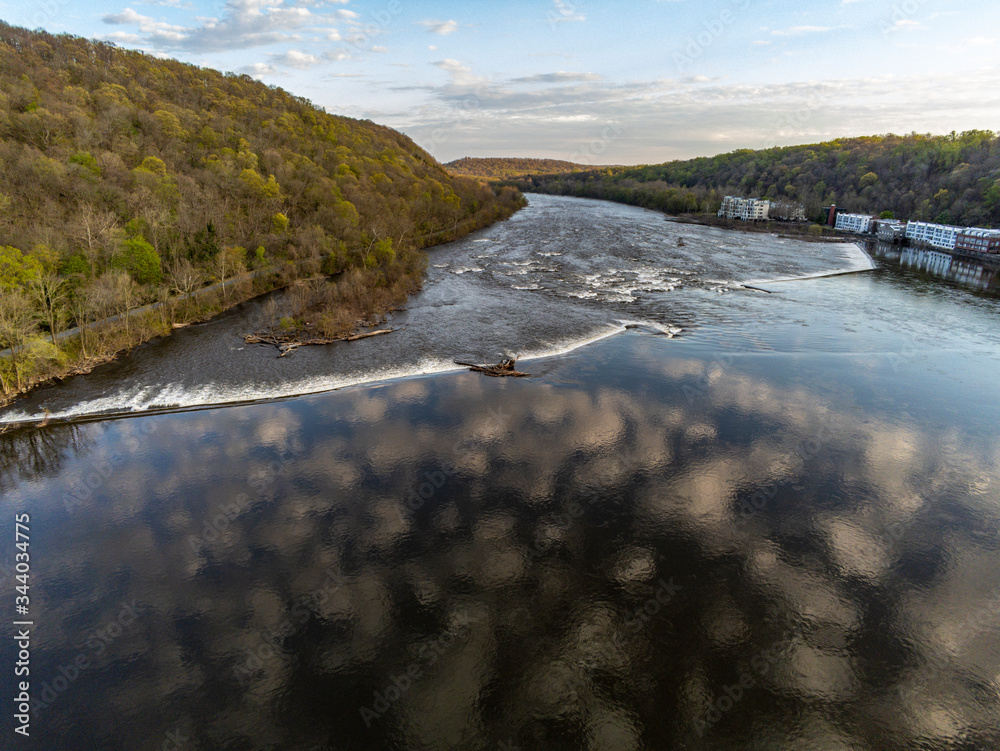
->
1, 195, 999, 750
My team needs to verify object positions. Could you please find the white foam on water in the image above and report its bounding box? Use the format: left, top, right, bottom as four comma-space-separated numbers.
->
0, 357, 467, 426
745, 243, 875, 285
0, 321, 684, 426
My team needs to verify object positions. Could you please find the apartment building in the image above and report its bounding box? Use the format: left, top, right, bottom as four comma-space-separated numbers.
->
905, 221, 964, 251
956, 228, 1000, 254
718, 196, 771, 222
834, 213, 876, 234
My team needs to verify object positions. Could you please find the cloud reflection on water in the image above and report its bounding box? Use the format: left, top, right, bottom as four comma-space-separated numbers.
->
2, 333, 1000, 750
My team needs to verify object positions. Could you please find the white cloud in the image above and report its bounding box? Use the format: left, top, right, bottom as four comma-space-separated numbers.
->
272, 49, 320, 69
102, 0, 345, 52
380, 65, 1000, 164
510, 72, 602, 84
418, 19, 459, 36
771, 25, 839, 36
550, 0, 585, 24
885, 19, 921, 34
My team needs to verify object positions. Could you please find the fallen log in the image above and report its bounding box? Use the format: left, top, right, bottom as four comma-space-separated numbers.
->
455, 357, 531, 378
246, 327, 397, 356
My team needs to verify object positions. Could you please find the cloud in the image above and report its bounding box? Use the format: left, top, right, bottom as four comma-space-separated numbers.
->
239, 61, 279, 79
510, 72, 602, 84
771, 25, 840, 36
272, 49, 320, 69
549, 0, 585, 23
418, 19, 459, 36
101, 0, 346, 53
377, 64, 1000, 164
884, 19, 921, 34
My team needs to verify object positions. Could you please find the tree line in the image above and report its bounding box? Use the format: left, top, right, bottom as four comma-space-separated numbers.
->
500, 131, 1000, 226
0, 22, 524, 401
446, 157, 591, 180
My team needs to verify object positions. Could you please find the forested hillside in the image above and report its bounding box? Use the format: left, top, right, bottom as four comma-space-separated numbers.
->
446, 157, 590, 179
514, 132, 1000, 227
0, 22, 523, 400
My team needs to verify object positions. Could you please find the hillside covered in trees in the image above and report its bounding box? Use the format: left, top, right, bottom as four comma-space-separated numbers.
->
446, 157, 592, 180
0, 22, 523, 401
513, 132, 1000, 227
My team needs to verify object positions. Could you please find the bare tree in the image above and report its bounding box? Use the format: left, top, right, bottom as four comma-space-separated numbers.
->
0, 289, 39, 393
212, 246, 246, 302
90, 270, 140, 338
27, 270, 68, 345
75, 204, 121, 274
166, 258, 204, 316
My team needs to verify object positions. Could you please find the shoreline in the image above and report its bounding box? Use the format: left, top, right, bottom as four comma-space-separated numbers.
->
0, 318, 657, 430
0, 260, 872, 431
0, 199, 877, 431
0, 201, 525, 412
667, 213, 847, 243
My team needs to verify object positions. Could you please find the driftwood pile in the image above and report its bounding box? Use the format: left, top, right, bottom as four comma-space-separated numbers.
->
455, 357, 531, 378
245, 327, 396, 357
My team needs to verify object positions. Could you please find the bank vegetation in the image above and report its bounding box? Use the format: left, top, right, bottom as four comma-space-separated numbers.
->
0, 23, 524, 404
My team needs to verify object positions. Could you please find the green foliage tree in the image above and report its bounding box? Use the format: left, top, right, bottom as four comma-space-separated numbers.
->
114, 237, 163, 285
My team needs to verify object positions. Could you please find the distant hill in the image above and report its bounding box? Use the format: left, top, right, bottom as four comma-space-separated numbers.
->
445, 157, 596, 180
512, 132, 1000, 227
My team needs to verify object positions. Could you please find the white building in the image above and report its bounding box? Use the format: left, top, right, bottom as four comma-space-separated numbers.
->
835, 213, 876, 234
718, 196, 770, 222
905, 221, 964, 250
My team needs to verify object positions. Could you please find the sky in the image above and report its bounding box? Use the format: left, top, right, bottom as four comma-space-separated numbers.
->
3, 0, 1000, 165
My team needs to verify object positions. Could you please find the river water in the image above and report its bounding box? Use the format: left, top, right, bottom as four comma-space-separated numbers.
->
2, 195, 999, 750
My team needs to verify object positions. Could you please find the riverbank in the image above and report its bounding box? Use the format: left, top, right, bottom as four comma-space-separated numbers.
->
668, 212, 845, 242
1, 195, 880, 428
0, 199, 526, 411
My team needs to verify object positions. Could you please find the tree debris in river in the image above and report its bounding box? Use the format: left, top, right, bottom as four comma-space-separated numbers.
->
454, 357, 531, 377
245, 327, 397, 357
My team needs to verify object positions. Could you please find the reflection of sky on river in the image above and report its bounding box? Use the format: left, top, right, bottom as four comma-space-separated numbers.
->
3, 328, 999, 750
